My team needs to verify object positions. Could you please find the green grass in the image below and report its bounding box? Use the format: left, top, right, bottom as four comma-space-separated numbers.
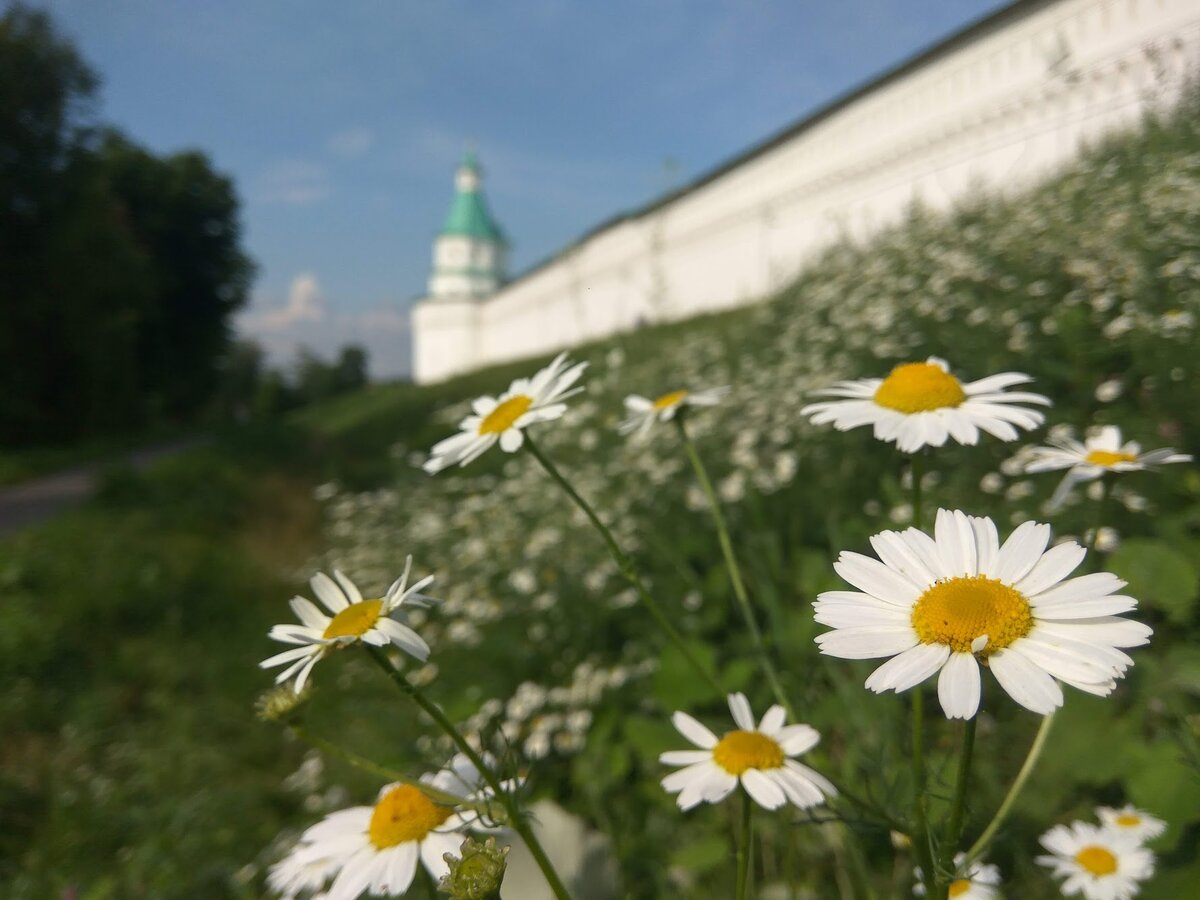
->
2, 94, 1200, 898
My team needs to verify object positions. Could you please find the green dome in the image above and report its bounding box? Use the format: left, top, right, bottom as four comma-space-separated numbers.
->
441, 191, 506, 242
440, 151, 506, 243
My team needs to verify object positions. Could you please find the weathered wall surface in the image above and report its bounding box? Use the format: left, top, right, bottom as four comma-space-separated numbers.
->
413, 0, 1200, 383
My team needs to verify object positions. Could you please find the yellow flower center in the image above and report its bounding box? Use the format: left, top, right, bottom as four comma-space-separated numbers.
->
653, 390, 689, 410
712, 730, 784, 775
478, 395, 533, 435
911, 576, 1033, 655
873, 362, 967, 413
322, 599, 383, 640
1075, 845, 1118, 876
368, 784, 454, 848
948, 880, 972, 897
1115, 814, 1142, 827
1084, 450, 1137, 467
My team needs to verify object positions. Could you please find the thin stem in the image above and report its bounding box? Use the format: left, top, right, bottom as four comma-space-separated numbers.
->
911, 453, 924, 530
911, 689, 937, 898
420, 864, 439, 899
938, 716, 978, 890
736, 789, 754, 900
289, 724, 467, 808
365, 647, 573, 900
964, 711, 1056, 864
677, 417, 793, 717
907, 456, 936, 895
523, 433, 725, 698
1084, 477, 1110, 569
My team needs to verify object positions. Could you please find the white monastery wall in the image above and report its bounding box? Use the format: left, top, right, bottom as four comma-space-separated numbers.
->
413, 0, 1200, 383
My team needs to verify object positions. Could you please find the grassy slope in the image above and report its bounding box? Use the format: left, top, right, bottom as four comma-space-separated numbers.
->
1, 96, 1198, 897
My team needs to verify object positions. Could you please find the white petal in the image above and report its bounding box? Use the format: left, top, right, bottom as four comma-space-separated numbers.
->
816, 626, 919, 659
1028, 572, 1126, 609
773, 768, 825, 808
310, 571, 350, 613
1015, 542, 1086, 596
499, 428, 525, 452
988, 648, 1063, 714
935, 509, 976, 577
833, 553, 921, 604
672, 711, 718, 749
260, 645, 315, 668
660, 750, 712, 766
937, 653, 982, 719
758, 704, 787, 735
778, 724, 820, 756
741, 768, 787, 810
1034, 617, 1152, 648
869, 530, 937, 587
969, 516, 1001, 578
376, 617, 431, 660
332, 570, 363, 605
783, 760, 838, 798
864, 643, 950, 692
662, 762, 708, 795
289, 596, 329, 629
420, 832, 460, 881
995, 522, 1051, 584
727, 693, 755, 731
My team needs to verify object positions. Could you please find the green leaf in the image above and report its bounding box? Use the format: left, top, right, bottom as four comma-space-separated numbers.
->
653, 640, 719, 709
1125, 741, 1200, 851
1109, 539, 1199, 624
670, 834, 730, 875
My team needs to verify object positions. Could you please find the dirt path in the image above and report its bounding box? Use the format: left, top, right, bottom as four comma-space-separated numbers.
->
0, 437, 208, 537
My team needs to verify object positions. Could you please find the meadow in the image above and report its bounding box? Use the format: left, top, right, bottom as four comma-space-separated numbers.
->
2, 93, 1199, 898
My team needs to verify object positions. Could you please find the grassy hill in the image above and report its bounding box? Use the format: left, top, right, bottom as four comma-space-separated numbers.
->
3, 92, 1199, 898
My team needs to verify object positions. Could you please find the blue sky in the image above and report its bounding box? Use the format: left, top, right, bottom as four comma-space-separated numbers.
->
36, 0, 1006, 377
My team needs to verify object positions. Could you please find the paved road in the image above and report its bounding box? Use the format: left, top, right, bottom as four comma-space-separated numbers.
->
0, 437, 207, 538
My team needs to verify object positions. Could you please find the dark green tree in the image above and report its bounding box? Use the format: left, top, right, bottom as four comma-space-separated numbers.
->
0, 5, 254, 444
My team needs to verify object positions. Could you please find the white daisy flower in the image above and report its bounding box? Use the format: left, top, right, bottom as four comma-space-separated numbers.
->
1037, 821, 1155, 900
260, 559, 434, 693
800, 357, 1049, 453
660, 692, 836, 811
1096, 805, 1166, 843
813, 509, 1152, 719
423, 352, 587, 473
1023, 424, 1191, 511
618, 386, 730, 438
913, 853, 1001, 898
281, 755, 501, 900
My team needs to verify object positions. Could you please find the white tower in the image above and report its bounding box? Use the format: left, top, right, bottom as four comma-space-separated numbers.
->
412, 151, 508, 383
427, 151, 508, 299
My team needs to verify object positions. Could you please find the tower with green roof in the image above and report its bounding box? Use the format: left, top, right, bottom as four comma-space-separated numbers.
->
426, 151, 508, 301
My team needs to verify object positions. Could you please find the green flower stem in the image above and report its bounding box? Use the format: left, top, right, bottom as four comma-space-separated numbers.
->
910, 453, 924, 530
907, 456, 936, 894
676, 417, 794, 717
937, 715, 978, 893
420, 864, 439, 899
288, 724, 467, 809
911, 689, 937, 898
523, 433, 725, 699
964, 711, 1056, 865
365, 647, 573, 900
736, 789, 754, 900
1084, 477, 1110, 569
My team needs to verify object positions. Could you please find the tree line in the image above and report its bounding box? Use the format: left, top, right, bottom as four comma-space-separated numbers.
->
1, 6, 368, 448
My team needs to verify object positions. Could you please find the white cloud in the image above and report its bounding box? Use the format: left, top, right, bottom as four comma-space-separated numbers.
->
255, 160, 330, 206
327, 127, 375, 159
247, 272, 325, 330
238, 275, 411, 378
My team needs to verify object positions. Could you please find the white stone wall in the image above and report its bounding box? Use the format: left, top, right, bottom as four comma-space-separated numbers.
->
413, 0, 1200, 384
